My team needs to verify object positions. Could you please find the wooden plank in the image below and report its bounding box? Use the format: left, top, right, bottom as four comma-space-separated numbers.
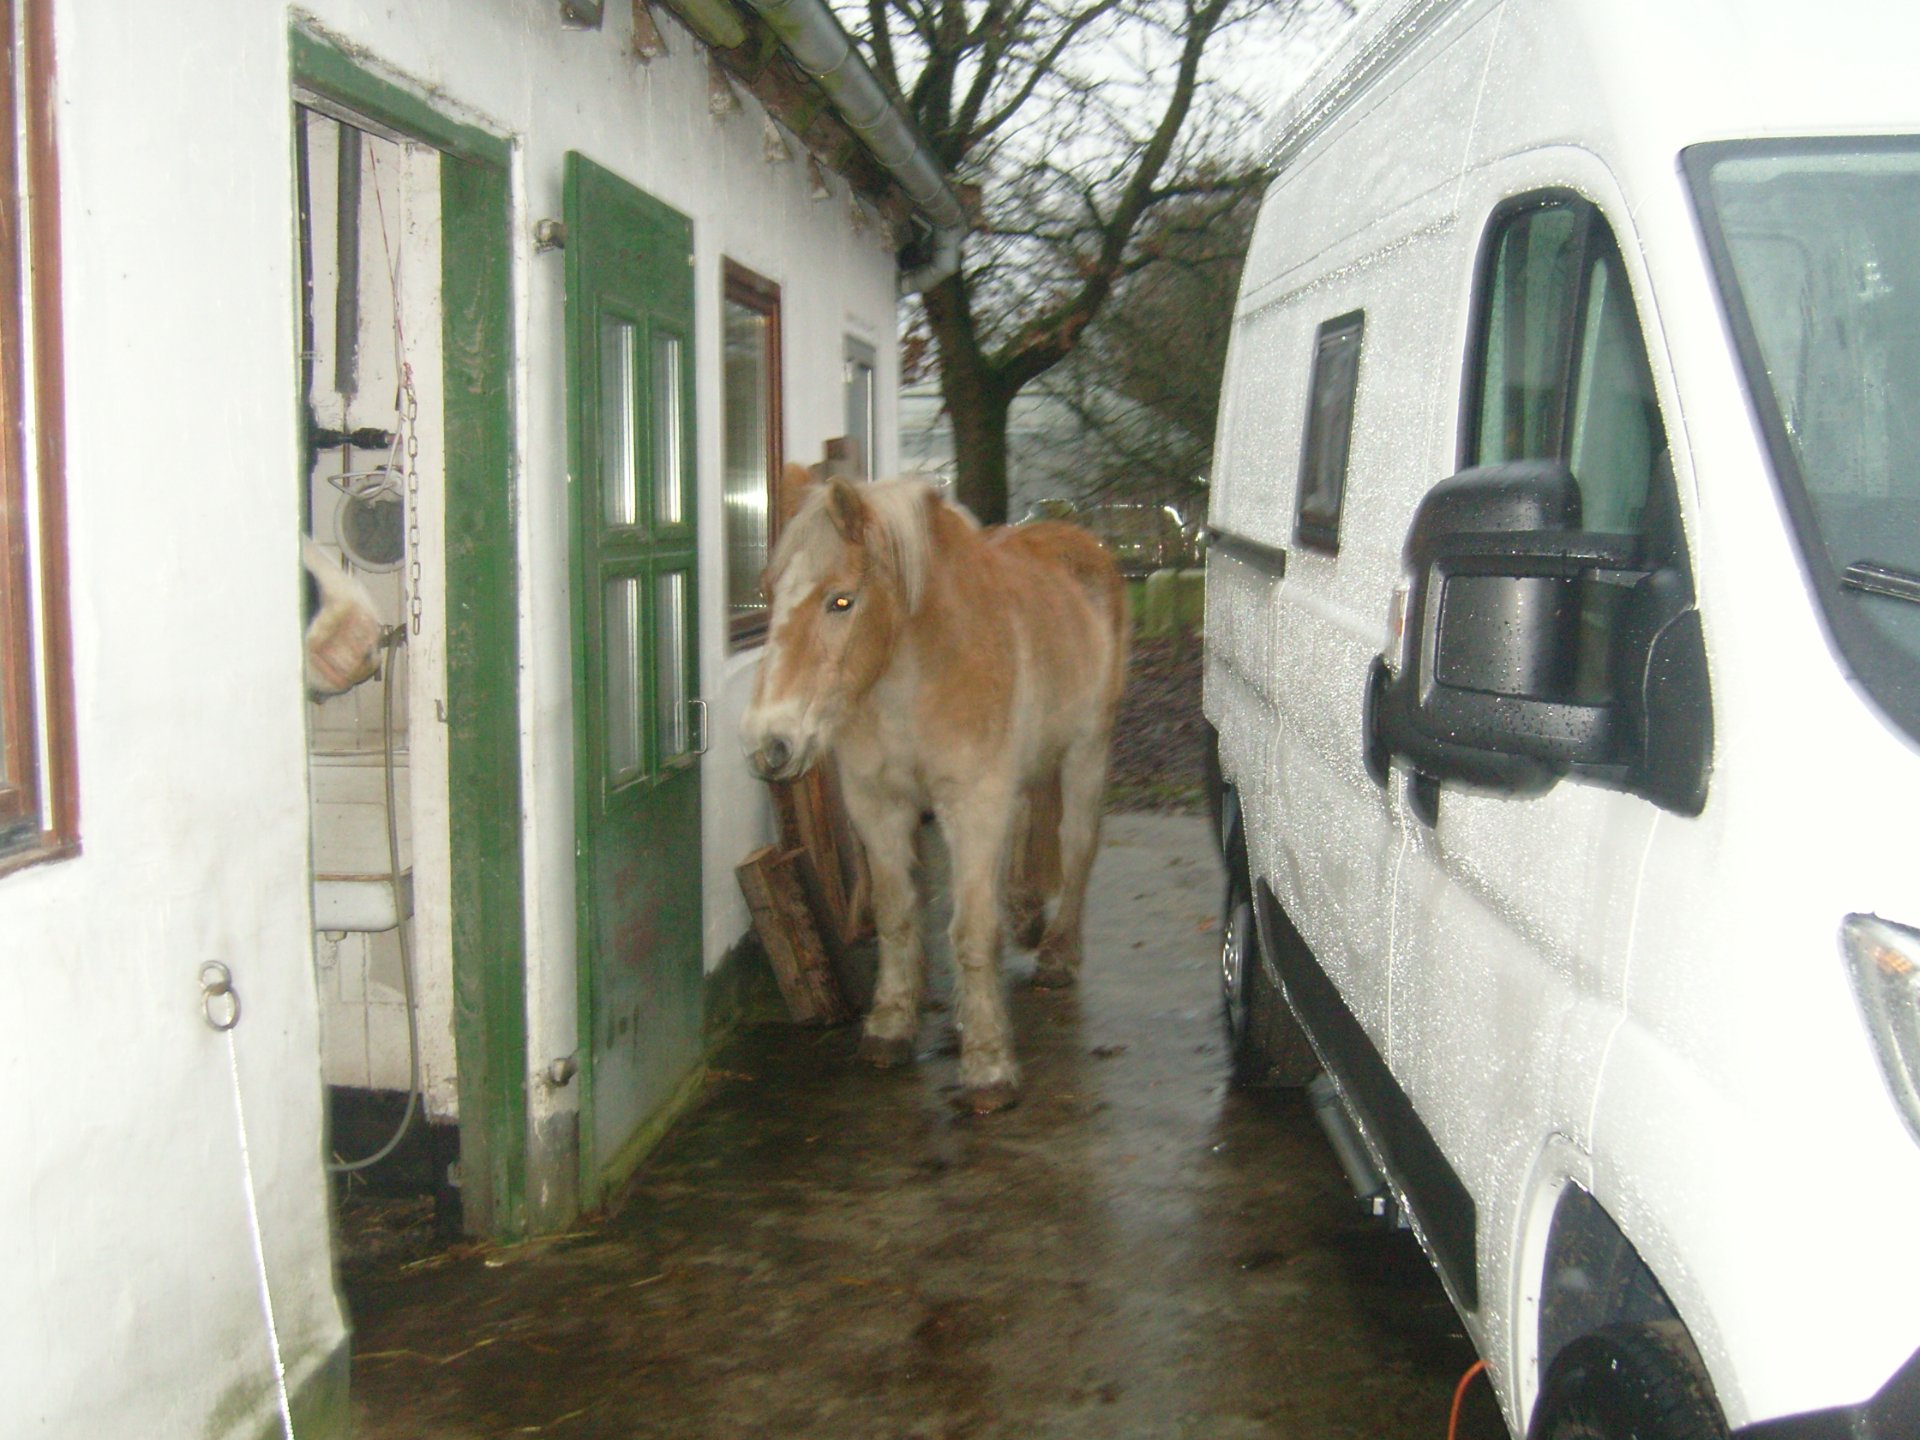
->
771, 768, 872, 951
736, 846, 851, 1025
818, 762, 873, 943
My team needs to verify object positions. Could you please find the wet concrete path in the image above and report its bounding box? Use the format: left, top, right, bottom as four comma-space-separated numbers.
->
345, 815, 1505, 1439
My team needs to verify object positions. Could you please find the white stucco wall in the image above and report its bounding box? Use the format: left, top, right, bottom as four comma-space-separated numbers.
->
0, 0, 903, 1433
0, 3, 352, 1434
282, 0, 903, 1222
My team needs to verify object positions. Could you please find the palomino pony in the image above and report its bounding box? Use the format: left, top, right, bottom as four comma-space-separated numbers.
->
741, 477, 1129, 1112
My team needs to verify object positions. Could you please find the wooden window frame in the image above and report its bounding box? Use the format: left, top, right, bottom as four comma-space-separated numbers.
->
722, 260, 783, 651
0, 0, 76, 875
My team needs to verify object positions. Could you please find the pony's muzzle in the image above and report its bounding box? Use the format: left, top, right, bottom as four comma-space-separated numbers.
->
754, 735, 792, 777
744, 730, 812, 783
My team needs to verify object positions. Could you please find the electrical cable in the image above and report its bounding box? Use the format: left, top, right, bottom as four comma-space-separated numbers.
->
324, 136, 423, 1176
326, 625, 421, 1173
1447, 1357, 1488, 1440
224, 1029, 299, 1440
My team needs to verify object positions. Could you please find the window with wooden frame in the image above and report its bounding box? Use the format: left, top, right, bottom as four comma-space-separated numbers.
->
722, 261, 783, 649
0, 0, 75, 873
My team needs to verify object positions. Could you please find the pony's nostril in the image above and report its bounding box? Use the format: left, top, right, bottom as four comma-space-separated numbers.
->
761, 736, 792, 774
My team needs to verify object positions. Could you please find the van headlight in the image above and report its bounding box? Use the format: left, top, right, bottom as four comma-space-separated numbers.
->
1844, 914, 1920, 1145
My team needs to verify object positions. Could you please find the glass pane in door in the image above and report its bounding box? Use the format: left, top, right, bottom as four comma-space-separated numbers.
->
652, 332, 684, 528
657, 569, 690, 758
605, 576, 642, 785
600, 317, 639, 528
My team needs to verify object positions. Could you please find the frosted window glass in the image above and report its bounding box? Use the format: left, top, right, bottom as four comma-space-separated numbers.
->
605, 578, 642, 785
657, 570, 690, 758
600, 318, 639, 529
652, 333, 684, 528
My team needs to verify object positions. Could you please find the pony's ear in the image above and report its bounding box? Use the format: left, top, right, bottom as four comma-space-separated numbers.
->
825, 475, 868, 542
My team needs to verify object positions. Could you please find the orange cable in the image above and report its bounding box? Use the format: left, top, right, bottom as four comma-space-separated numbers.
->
1448, 1357, 1488, 1440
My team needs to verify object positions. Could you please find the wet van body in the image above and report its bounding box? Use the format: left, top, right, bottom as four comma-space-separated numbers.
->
1202, 1, 1920, 1436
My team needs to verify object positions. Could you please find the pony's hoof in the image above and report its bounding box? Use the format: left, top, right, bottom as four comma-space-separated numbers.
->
962, 1082, 1020, 1115
1008, 901, 1048, 952
1030, 962, 1078, 990
858, 1034, 915, 1068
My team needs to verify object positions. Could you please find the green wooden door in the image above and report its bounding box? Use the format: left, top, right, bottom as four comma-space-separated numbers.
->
564, 154, 703, 1201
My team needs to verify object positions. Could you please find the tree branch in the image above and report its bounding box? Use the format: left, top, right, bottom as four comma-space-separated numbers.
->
865, 0, 901, 95
991, 0, 1239, 394
970, 0, 1125, 146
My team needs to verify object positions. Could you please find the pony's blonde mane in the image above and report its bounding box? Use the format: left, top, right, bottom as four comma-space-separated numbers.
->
773, 478, 965, 614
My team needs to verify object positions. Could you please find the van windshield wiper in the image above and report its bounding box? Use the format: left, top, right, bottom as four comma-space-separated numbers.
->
1842, 560, 1920, 606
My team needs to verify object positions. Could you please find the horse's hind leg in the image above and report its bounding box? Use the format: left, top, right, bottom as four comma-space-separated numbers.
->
940, 793, 1022, 1111
1032, 731, 1110, 989
851, 798, 925, 1067
1005, 774, 1061, 951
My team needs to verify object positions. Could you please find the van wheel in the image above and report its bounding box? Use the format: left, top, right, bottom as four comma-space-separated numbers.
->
1222, 891, 1263, 1081
1222, 877, 1316, 1087
1529, 1322, 1727, 1440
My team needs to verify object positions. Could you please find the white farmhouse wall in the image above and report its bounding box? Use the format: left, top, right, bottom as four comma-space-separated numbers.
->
0, 0, 904, 1434
282, 0, 903, 1222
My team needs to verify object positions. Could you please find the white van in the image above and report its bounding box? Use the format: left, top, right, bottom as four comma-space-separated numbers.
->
1201, 1, 1920, 1436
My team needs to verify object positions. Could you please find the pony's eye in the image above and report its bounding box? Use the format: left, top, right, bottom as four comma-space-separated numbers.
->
827, 593, 855, 614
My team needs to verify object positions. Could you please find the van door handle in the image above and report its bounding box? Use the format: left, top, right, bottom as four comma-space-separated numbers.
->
1363, 656, 1391, 788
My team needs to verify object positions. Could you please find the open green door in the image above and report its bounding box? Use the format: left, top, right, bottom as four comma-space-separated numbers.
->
564, 154, 704, 1205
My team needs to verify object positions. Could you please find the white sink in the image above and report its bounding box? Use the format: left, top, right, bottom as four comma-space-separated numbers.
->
310, 754, 413, 932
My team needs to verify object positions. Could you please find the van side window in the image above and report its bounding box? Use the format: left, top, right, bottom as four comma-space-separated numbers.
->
1466, 198, 1670, 697
1295, 310, 1365, 553
1468, 198, 1665, 537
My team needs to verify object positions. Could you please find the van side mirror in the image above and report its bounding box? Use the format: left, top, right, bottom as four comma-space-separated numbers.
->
1369, 461, 1711, 813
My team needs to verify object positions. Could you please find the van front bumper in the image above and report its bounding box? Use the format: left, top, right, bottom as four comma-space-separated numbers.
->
1735, 1344, 1920, 1439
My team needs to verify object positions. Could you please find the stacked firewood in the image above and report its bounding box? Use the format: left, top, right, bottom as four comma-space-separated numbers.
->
735, 763, 871, 1024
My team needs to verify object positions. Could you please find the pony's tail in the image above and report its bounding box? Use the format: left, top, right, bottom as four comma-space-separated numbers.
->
1067, 537, 1131, 715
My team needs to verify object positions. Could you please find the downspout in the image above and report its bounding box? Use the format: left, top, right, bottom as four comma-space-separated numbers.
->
736, 0, 969, 293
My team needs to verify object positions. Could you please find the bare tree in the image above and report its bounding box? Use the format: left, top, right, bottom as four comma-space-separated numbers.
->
1054, 186, 1258, 514
843, 0, 1308, 523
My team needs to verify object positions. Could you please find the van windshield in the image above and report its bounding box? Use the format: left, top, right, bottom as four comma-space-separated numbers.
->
1688, 139, 1920, 742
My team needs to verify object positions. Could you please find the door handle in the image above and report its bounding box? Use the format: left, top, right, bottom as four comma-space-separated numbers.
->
689, 698, 709, 756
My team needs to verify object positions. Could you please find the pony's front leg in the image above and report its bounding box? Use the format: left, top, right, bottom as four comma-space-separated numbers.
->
941, 800, 1021, 1112
851, 800, 924, 1068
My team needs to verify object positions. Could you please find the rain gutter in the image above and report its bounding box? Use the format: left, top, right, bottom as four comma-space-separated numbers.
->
734, 0, 969, 293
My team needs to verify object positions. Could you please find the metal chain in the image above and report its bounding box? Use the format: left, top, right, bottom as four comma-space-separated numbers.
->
370, 141, 424, 638
401, 361, 422, 636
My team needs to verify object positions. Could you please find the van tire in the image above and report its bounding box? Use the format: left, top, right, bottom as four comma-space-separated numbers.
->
1223, 884, 1317, 1089
1218, 783, 1317, 1087
1528, 1321, 1727, 1440
1222, 892, 1264, 1083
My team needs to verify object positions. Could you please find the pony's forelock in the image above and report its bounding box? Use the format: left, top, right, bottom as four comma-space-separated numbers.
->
772, 479, 936, 613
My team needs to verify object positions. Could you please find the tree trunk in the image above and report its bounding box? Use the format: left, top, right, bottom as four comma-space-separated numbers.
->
923, 271, 1016, 525
947, 381, 1013, 525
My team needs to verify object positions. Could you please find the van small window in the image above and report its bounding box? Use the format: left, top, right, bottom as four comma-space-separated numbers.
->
1295, 310, 1364, 553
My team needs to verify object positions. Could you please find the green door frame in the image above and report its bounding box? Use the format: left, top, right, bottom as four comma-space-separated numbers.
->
291, 30, 529, 1239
